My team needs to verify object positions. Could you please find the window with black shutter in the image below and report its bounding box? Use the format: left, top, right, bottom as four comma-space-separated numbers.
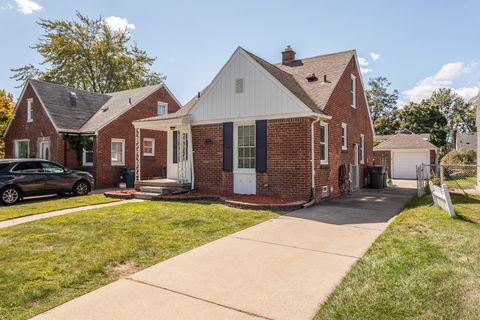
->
255, 120, 267, 173
223, 122, 233, 171
173, 131, 178, 164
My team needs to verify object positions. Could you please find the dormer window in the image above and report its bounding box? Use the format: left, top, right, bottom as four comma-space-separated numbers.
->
350, 74, 356, 108
157, 102, 168, 115
27, 98, 33, 122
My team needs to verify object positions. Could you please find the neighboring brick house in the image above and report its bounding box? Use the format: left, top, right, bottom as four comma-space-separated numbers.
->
373, 132, 438, 179
133, 46, 374, 202
4, 79, 181, 188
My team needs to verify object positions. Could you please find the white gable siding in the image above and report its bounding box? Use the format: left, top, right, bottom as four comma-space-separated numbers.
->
190, 49, 310, 123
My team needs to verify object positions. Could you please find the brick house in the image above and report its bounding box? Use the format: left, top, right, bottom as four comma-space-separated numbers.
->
133, 46, 374, 202
373, 131, 438, 179
3, 79, 181, 188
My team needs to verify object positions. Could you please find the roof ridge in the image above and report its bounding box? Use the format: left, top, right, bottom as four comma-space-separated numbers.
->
106, 83, 163, 95
242, 48, 295, 77
29, 78, 109, 97
273, 49, 356, 66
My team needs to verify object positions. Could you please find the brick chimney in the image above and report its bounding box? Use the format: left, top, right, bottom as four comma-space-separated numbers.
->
43, 76, 53, 82
282, 46, 296, 65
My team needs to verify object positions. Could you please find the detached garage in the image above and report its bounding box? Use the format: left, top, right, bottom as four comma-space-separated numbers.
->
373, 132, 438, 180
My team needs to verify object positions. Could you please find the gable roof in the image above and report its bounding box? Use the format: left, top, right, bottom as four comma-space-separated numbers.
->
29, 79, 110, 131
376, 133, 431, 143
273, 50, 356, 111
80, 84, 163, 132
374, 133, 438, 150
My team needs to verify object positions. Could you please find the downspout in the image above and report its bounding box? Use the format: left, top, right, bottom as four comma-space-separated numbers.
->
303, 117, 321, 208
187, 122, 195, 191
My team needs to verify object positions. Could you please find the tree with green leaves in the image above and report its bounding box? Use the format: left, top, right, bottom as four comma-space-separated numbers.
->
11, 12, 164, 93
366, 77, 399, 135
0, 90, 15, 158
428, 88, 474, 134
397, 101, 448, 149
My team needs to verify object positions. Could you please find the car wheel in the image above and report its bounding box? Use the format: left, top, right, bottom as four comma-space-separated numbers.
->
1, 186, 21, 205
73, 181, 90, 196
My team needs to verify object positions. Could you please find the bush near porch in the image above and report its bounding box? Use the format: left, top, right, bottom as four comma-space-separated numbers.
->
0, 200, 277, 320
315, 193, 480, 319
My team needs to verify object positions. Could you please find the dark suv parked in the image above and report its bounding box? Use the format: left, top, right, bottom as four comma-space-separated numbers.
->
0, 159, 95, 205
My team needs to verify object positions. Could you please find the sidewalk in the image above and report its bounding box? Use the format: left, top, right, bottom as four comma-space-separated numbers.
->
0, 199, 142, 229
32, 185, 416, 320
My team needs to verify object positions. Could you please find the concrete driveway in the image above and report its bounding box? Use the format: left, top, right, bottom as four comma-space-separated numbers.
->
33, 184, 416, 320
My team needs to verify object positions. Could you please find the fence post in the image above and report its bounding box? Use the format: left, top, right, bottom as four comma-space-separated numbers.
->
440, 165, 444, 185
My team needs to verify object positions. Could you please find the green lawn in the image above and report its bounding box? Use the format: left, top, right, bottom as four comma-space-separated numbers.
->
0, 200, 277, 320
315, 193, 480, 320
0, 194, 120, 222
445, 176, 477, 190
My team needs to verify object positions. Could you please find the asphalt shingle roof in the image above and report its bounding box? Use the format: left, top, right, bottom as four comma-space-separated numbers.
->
30, 79, 110, 131
374, 133, 438, 150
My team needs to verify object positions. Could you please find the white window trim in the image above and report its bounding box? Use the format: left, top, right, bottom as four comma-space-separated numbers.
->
82, 138, 94, 167
143, 138, 155, 156
14, 139, 30, 158
341, 123, 348, 151
233, 122, 256, 173
350, 74, 356, 108
111, 138, 125, 166
320, 122, 328, 165
157, 102, 168, 115
27, 98, 33, 123
360, 134, 365, 164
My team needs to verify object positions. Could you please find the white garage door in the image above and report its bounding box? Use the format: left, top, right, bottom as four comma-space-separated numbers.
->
392, 151, 430, 179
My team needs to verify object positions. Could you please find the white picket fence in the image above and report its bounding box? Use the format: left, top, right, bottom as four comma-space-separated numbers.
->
429, 181, 455, 217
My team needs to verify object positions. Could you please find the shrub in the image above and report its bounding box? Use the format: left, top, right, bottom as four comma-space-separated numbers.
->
441, 148, 476, 165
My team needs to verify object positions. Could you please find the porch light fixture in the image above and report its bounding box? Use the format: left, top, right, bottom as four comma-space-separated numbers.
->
204, 139, 213, 145
169, 126, 176, 131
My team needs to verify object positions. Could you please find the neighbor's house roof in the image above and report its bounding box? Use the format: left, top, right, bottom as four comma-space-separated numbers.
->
142, 47, 361, 123
455, 132, 477, 150
9, 79, 173, 134
376, 133, 431, 143
374, 133, 438, 151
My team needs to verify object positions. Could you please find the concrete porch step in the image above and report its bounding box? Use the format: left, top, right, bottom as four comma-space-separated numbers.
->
139, 186, 171, 195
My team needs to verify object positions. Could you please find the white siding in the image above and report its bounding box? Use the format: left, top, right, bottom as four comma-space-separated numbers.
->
190, 49, 309, 123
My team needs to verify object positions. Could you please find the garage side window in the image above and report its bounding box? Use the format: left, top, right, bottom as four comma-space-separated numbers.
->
111, 139, 125, 166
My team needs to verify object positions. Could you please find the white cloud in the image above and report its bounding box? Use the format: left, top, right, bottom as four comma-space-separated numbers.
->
0, 3, 13, 10
403, 62, 477, 103
361, 68, 373, 74
369, 52, 380, 61
105, 16, 135, 31
15, 0, 42, 14
358, 57, 369, 66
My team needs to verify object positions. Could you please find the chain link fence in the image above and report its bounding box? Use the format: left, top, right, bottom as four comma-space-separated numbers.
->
440, 164, 479, 192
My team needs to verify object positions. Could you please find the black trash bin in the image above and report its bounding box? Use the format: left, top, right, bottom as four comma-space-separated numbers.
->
121, 167, 135, 188
369, 165, 387, 189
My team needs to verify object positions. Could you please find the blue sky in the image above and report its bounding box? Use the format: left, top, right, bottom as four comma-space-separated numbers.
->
1, 0, 478, 105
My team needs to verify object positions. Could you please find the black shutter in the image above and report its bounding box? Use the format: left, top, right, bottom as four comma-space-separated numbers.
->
173, 131, 178, 164
256, 120, 267, 173
223, 122, 233, 171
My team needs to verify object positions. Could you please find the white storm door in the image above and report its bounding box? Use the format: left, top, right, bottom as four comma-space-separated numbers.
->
233, 123, 256, 195
40, 141, 51, 160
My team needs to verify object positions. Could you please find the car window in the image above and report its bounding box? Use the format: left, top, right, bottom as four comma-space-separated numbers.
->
0, 163, 11, 172
41, 162, 65, 173
12, 162, 43, 173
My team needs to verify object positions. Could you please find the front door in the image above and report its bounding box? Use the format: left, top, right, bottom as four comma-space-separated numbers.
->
167, 130, 191, 182
233, 123, 256, 194
39, 141, 50, 160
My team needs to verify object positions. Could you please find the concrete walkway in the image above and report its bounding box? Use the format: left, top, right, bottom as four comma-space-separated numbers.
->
0, 199, 142, 229
32, 184, 416, 320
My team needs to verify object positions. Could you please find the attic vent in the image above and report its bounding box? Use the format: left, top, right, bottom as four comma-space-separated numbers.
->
306, 73, 318, 82
101, 106, 109, 112
69, 92, 77, 106
235, 79, 244, 93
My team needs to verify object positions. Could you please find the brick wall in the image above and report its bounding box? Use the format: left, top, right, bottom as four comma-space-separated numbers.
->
314, 56, 374, 201
94, 87, 180, 188
256, 118, 311, 199
373, 150, 392, 176
191, 123, 233, 193
4, 84, 62, 161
